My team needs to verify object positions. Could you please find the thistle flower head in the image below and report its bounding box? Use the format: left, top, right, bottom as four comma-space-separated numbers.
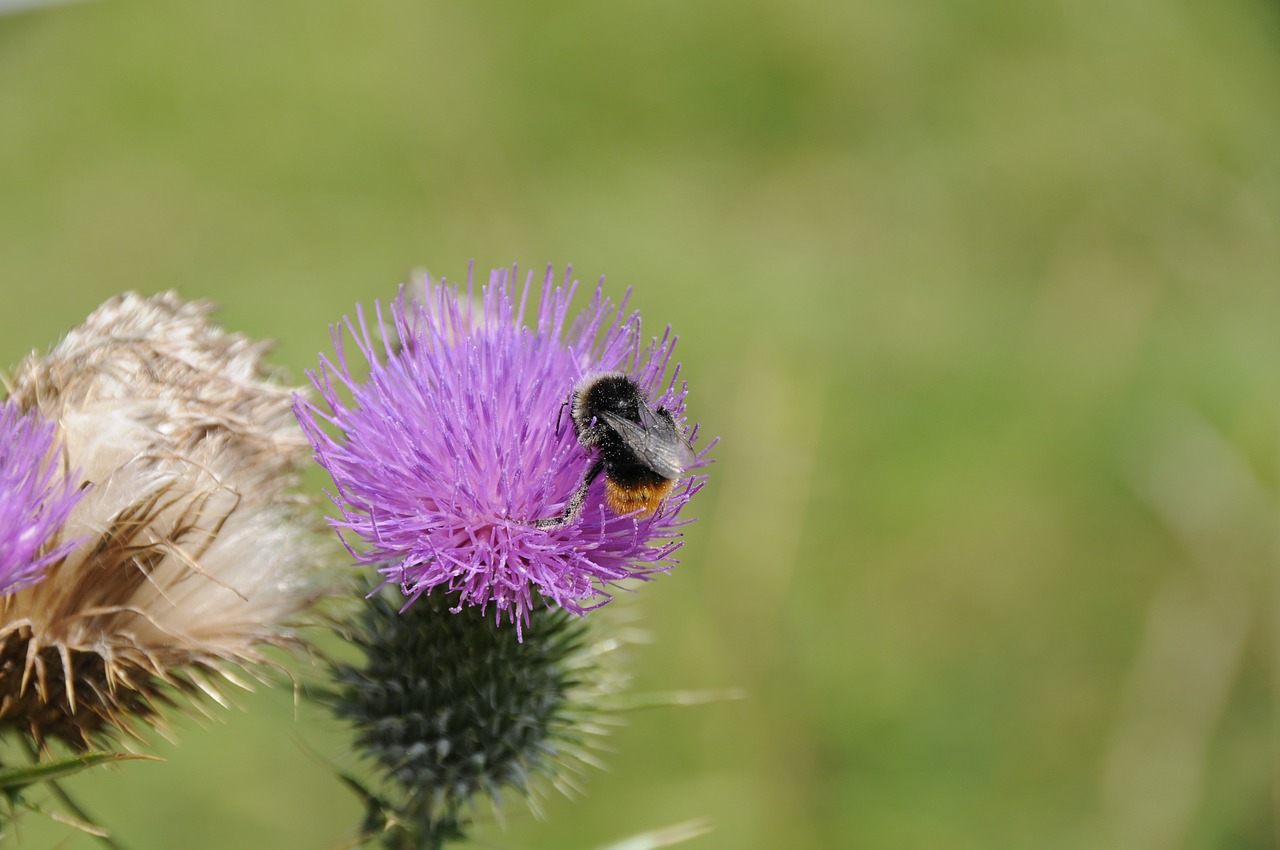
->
0, 402, 83, 596
0, 292, 323, 746
333, 592, 624, 847
294, 265, 709, 629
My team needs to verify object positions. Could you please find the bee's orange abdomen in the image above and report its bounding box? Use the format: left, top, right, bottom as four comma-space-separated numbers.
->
605, 479, 676, 518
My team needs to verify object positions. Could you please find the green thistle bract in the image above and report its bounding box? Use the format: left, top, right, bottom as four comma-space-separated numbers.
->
333, 592, 617, 849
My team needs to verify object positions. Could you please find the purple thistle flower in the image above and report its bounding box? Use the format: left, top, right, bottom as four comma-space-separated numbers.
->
0, 401, 83, 597
295, 265, 709, 629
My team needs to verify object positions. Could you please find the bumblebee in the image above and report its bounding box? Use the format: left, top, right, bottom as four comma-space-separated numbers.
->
533, 372, 696, 529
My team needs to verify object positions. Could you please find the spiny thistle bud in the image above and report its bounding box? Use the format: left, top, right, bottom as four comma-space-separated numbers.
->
0, 292, 324, 747
332, 591, 623, 849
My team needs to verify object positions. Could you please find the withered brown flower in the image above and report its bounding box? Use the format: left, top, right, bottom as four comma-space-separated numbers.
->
0, 292, 323, 747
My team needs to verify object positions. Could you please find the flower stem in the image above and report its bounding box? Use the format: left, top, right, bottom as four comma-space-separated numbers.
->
19, 737, 131, 850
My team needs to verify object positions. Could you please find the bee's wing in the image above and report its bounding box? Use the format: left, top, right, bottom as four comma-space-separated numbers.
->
599, 406, 696, 480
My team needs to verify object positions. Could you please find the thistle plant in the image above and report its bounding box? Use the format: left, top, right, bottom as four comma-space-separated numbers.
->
298, 266, 711, 847
0, 271, 713, 849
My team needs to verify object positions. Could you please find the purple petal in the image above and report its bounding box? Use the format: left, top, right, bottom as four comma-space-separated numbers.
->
0, 401, 85, 596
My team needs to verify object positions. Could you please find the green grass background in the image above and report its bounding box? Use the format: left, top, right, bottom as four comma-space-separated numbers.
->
0, 0, 1277, 847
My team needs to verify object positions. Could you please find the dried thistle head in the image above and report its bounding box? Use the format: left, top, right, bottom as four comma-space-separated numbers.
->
0, 292, 324, 748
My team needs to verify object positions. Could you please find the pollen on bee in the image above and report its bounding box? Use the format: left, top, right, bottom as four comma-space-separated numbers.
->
604, 479, 676, 518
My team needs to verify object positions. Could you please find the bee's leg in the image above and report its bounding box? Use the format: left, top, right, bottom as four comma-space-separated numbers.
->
531, 460, 604, 529
555, 394, 572, 437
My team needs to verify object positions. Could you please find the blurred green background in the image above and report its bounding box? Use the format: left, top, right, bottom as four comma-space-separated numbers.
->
0, 0, 1276, 847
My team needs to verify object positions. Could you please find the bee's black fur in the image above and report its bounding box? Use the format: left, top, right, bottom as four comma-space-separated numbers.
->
532, 373, 692, 529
